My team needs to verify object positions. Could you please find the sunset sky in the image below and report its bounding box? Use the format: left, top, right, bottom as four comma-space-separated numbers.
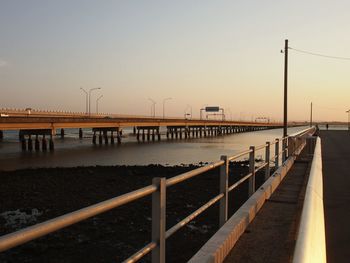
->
0, 0, 349, 122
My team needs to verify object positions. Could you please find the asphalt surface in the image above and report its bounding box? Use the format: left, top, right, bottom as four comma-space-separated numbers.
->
320, 130, 350, 263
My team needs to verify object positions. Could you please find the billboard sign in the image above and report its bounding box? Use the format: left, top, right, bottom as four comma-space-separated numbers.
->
205, 106, 220, 112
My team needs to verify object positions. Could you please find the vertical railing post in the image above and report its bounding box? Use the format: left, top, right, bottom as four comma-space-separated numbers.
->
275, 138, 279, 170
264, 142, 270, 181
288, 136, 294, 157
219, 155, 228, 227
248, 146, 255, 196
152, 178, 166, 263
282, 137, 287, 162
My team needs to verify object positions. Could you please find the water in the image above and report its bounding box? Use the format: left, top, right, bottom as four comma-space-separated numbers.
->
0, 126, 310, 171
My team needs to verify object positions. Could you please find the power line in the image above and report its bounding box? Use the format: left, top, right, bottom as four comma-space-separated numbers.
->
289, 47, 350, 60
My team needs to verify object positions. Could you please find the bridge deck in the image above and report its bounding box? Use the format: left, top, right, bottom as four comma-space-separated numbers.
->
320, 130, 350, 263
223, 149, 312, 263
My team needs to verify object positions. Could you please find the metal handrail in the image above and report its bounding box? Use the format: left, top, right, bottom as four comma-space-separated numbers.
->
0, 184, 157, 252
124, 242, 157, 263
0, 126, 316, 262
166, 161, 224, 187
165, 193, 224, 239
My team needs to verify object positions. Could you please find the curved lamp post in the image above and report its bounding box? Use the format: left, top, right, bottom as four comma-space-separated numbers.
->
148, 98, 156, 117
163, 97, 172, 119
80, 87, 88, 114
89, 87, 101, 116
96, 95, 103, 114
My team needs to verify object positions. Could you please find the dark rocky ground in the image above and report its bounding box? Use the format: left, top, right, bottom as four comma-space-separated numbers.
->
0, 162, 268, 263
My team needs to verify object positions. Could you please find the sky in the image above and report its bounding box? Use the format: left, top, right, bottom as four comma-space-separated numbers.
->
0, 0, 349, 122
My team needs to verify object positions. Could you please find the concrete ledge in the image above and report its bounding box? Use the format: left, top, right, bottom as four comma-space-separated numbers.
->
189, 144, 305, 263
293, 138, 326, 263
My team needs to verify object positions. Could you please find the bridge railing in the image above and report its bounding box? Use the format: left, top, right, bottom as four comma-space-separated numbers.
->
0, 127, 316, 262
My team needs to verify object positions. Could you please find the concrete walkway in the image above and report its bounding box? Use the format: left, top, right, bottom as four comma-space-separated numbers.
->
224, 153, 312, 263
320, 130, 350, 263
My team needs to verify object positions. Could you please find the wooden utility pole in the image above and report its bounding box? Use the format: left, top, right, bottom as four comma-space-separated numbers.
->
283, 39, 288, 137
310, 102, 313, 127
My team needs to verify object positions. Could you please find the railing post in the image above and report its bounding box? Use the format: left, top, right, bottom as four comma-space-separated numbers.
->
219, 155, 228, 227
275, 139, 279, 170
248, 146, 255, 196
265, 142, 270, 181
152, 177, 166, 263
282, 137, 287, 162
288, 136, 294, 157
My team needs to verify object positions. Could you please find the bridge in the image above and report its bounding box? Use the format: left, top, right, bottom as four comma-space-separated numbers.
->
0, 108, 303, 151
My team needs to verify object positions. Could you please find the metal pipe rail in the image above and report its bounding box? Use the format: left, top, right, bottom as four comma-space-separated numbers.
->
0, 126, 316, 263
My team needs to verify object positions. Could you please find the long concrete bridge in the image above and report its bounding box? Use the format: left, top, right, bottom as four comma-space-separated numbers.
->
0, 109, 303, 151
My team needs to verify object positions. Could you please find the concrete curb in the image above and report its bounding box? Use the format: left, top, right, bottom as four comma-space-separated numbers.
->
189, 144, 304, 263
293, 138, 326, 263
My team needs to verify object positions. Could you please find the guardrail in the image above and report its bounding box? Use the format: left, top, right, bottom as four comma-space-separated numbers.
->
293, 137, 326, 263
0, 127, 316, 262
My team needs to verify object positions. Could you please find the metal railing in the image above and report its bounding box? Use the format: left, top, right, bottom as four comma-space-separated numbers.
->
0, 127, 316, 262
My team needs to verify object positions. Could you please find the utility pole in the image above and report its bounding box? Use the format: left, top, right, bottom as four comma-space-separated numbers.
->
283, 39, 288, 138
310, 102, 313, 127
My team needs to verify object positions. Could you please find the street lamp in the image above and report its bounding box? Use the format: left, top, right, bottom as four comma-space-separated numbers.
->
346, 109, 350, 131
163, 97, 172, 119
184, 105, 192, 119
148, 98, 156, 117
89, 87, 101, 116
96, 95, 103, 114
80, 87, 88, 114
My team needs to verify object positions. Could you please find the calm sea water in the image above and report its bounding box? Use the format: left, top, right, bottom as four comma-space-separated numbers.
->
0, 125, 343, 171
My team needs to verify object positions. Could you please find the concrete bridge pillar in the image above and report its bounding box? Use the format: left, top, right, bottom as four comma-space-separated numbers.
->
93, 131, 97, 144
152, 129, 155, 141
103, 131, 108, 144
157, 128, 161, 141
35, 135, 40, 151
79, 128, 83, 139
49, 135, 54, 151
42, 135, 47, 151
203, 127, 207, 137
136, 128, 140, 141
21, 138, 26, 151
110, 131, 115, 144
175, 128, 179, 139
60, 128, 64, 139
98, 131, 103, 145
28, 135, 33, 151
117, 130, 122, 144
147, 129, 150, 141
142, 129, 145, 141
179, 128, 183, 139
171, 128, 174, 139
199, 127, 202, 137
0, 130, 3, 140
192, 127, 195, 137
133, 126, 136, 135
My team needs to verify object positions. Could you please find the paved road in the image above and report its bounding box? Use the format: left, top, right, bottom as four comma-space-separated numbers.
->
320, 130, 350, 263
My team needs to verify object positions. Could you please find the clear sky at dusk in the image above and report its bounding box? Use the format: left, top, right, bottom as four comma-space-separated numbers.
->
0, 0, 349, 121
